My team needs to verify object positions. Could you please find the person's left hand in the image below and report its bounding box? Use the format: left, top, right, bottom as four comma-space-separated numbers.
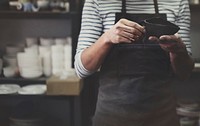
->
148, 34, 186, 53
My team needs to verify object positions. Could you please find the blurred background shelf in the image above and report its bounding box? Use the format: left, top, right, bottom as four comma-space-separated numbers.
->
0, 11, 78, 19
0, 94, 75, 98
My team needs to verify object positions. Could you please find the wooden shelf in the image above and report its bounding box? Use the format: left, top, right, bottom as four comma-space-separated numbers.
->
0, 75, 83, 96
0, 11, 78, 19
0, 77, 46, 86
0, 94, 75, 98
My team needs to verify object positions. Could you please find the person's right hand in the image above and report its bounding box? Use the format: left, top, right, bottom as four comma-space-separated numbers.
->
104, 18, 145, 44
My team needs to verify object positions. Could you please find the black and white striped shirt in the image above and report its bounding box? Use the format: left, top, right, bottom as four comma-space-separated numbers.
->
75, 0, 191, 78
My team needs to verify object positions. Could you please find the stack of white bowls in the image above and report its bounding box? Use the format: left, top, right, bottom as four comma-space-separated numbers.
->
39, 37, 55, 77
64, 38, 72, 71
51, 44, 64, 75
17, 52, 42, 79
14, 38, 42, 79
5, 37, 73, 78
39, 46, 52, 77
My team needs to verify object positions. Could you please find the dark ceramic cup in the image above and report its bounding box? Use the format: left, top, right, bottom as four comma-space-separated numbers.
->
142, 17, 180, 38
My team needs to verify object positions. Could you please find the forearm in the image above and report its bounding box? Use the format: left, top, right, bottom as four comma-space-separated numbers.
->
78, 18, 145, 76
170, 49, 194, 80
81, 33, 113, 72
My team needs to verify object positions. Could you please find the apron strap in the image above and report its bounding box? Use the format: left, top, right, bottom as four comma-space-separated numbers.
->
121, 0, 126, 17
153, 0, 159, 15
121, 0, 159, 15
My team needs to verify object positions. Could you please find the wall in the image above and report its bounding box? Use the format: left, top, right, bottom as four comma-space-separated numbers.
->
0, 19, 71, 55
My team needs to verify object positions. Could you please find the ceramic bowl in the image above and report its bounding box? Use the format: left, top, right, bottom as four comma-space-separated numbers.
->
142, 17, 180, 38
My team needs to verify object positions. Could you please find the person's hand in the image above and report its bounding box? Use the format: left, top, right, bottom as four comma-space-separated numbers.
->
148, 34, 187, 54
104, 18, 145, 44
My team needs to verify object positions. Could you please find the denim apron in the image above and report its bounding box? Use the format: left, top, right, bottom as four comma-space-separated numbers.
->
93, 0, 180, 126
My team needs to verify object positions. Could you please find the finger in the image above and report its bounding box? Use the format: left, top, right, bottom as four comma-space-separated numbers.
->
117, 24, 144, 37
124, 26, 144, 37
119, 33, 137, 43
115, 34, 133, 43
148, 36, 159, 43
119, 19, 145, 34
159, 35, 177, 44
117, 27, 141, 40
120, 36, 134, 43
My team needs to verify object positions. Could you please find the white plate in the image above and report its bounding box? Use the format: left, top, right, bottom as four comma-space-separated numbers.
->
18, 84, 46, 95
0, 84, 20, 94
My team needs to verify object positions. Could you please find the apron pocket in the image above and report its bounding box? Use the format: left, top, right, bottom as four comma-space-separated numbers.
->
116, 44, 170, 76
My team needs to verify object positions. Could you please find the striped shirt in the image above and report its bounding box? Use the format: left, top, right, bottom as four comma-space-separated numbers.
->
75, 0, 191, 78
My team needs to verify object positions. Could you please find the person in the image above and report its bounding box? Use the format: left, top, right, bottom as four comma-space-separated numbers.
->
74, 0, 194, 126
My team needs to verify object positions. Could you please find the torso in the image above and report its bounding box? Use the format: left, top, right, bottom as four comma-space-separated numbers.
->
92, 1, 182, 126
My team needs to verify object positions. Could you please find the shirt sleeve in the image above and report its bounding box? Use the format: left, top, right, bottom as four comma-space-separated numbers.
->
177, 0, 192, 55
74, 0, 103, 78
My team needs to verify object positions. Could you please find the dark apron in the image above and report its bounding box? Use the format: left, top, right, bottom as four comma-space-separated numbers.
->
93, 0, 180, 126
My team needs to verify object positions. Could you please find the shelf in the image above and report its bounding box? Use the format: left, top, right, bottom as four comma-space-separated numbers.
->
0, 75, 83, 96
0, 94, 76, 99
0, 77, 46, 86
0, 11, 78, 19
